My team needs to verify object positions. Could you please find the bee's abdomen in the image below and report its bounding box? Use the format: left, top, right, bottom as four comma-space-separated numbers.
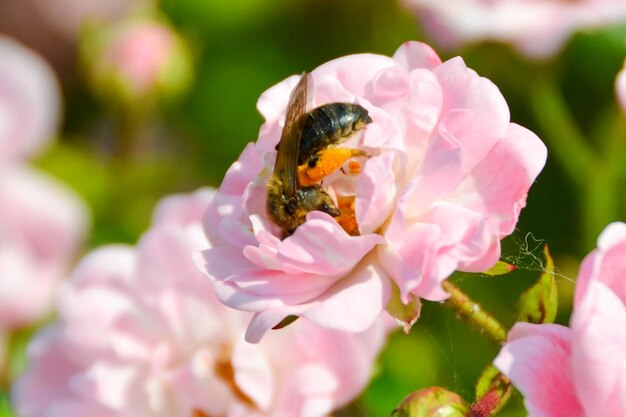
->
298, 103, 371, 164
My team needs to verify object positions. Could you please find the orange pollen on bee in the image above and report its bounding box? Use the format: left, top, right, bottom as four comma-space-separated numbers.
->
335, 195, 359, 236
297, 148, 368, 187
192, 410, 212, 417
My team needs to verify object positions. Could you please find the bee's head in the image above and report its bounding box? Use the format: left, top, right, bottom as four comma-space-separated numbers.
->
297, 186, 340, 218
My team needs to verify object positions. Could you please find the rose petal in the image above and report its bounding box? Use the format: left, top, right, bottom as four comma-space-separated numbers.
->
302, 256, 392, 333
494, 322, 584, 417
392, 41, 442, 71
447, 123, 547, 235
571, 281, 626, 417
355, 152, 398, 234
0, 36, 60, 163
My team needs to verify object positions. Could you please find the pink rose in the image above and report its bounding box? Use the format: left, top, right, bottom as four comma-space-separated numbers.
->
197, 41, 547, 342
494, 222, 626, 417
0, 36, 60, 164
0, 165, 89, 330
13, 189, 388, 417
617, 62, 626, 114
403, 0, 626, 58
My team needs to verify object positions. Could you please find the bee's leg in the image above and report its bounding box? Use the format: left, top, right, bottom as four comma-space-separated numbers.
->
297, 148, 368, 186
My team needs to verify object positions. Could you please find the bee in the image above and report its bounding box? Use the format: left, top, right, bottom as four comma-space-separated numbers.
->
267, 72, 372, 236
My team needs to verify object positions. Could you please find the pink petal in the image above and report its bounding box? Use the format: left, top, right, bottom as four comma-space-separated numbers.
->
355, 152, 398, 234
617, 64, 626, 114
135, 225, 210, 294
494, 322, 584, 417
358, 98, 404, 151
245, 305, 312, 343
69, 245, 136, 288
272, 211, 383, 276
403, 68, 444, 152
58, 247, 137, 358
151, 188, 215, 229
12, 327, 80, 417
259, 316, 388, 416
403, 125, 462, 215
71, 362, 139, 410
364, 67, 442, 156
242, 269, 390, 341
197, 247, 336, 305
106, 309, 162, 361
232, 338, 274, 410
256, 74, 303, 123
435, 57, 509, 129
302, 256, 391, 332
0, 243, 56, 327
381, 200, 494, 301
203, 143, 262, 247
571, 281, 626, 417
575, 222, 626, 306
403, 1, 626, 58
449, 123, 547, 235
378, 216, 447, 302
0, 36, 60, 162
392, 41, 442, 71
312, 53, 397, 99
0, 164, 89, 269
168, 352, 234, 417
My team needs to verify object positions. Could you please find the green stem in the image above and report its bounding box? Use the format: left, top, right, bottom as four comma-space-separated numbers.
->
582, 167, 621, 251
530, 76, 623, 250
530, 77, 598, 187
599, 110, 626, 192
0, 390, 15, 417
442, 281, 507, 344
0, 334, 10, 391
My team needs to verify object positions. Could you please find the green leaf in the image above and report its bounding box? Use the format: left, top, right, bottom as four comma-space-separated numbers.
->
272, 315, 299, 330
386, 282, 421, 334
481, 261, 516, 276
517, 245, 558, 324
0, 390, 15, 417
473, 365, 513, 417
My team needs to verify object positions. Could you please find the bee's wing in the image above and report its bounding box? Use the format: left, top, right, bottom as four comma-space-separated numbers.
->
274, 72, 311, 196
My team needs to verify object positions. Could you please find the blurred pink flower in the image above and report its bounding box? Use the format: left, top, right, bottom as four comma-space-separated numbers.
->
617, 62, 626, 114
0, 36, 88, 366
0, 36, 60, 164
0, 165, 88, 330
197, 41, 547, 342
29, 0, 153, 40
14, 189, 388, 417
494, 222, 626, 417
403, 0, 626, 58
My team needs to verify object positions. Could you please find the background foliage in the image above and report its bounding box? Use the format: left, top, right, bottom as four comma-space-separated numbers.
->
2, 0, 626, 416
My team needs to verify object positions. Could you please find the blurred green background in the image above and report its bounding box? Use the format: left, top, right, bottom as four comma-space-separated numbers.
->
2, 0, 626, 416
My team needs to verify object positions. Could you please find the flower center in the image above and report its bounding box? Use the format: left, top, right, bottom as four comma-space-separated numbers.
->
214, 344, 256, 407
191, 409, 212, 417
335, 195, 359, 236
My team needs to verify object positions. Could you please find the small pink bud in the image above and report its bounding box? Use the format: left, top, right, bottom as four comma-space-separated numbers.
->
81, 19, 192, 106
393, 387, 469, 417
